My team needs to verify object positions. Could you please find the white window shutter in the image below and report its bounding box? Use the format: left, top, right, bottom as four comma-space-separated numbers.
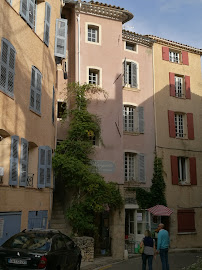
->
38, 146, 46, 188
9, 136, 19, 186
44, 2, 51, 46
138, 154, 145, 182
54, 19, 68, 58
46, 146, 52, 187
131, 62, 137, 88
19, 138, 28, 187
138, 106, 144, 133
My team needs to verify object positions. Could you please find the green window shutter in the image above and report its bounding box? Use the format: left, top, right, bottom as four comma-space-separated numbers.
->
138, 153, 145, 183
52, 86, 55, 123
30, 66, 42, 114
38, 146, 46, 188
0, 38, 16, 97
44, 2, 51, 46
45, 146, 52, 187
54, 19, 67, 58
9, 136, 19, 186
19, 138, 28, 187
131, 62, 137, 88
138, 106, 144, 133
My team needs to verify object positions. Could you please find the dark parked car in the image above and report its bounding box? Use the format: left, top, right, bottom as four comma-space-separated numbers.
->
0, 229, 81, 270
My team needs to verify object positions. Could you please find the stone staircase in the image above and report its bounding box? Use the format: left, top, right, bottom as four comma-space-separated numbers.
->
50, 199, 69, 235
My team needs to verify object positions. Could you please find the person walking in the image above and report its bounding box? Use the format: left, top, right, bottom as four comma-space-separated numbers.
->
156, 223, 170, 270
140, 230, 156, 270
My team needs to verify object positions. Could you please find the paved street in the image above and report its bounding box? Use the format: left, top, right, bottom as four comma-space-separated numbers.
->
94, 252, 202, 270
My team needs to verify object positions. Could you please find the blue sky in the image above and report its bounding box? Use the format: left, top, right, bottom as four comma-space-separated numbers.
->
86, 0, 202, 49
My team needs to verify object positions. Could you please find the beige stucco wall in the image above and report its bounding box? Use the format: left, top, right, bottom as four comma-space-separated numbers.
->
153, 42, 202, 248
0, 0, 61, 230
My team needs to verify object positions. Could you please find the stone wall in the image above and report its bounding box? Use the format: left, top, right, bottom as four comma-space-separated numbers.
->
73, 236, 94, 262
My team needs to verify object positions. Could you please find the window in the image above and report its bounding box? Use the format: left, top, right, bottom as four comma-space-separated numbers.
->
169, 50, 180, 63
175, 76, 183, 97
19, 138, 29, 187
178, 209, 195, 233
89, 68, 100, 86
9, 136, 19, 186
0, 38, 16, 97
124, 152, 145, 182
123, 60, 138, 88
30, 66, 42, 114
88, 25, 99, 43
123, 105, 144, 133
89, 133, 99, 146
125, 42, 137, 52
52, 86, 55, 123
54, 19, 68, 58
38, 146, 52, 188
44, 2, 51, 46
57, 101, 66, 119
20, 0, 36, 29
169, 73, 191, 99
171, 156, 197, 185
162, 46, 189, 65
175, 113, 184, 138
137, 210, 149, 235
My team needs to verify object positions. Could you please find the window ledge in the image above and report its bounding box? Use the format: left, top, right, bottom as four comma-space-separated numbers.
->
177, 232, 197, 235
124, 131, 141, 136
178, 182, 191, 186
30, 108, 41, 117
123, 87, 140, 92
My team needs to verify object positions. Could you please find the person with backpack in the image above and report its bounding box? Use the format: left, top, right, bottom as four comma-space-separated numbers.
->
140, 230, 156, 270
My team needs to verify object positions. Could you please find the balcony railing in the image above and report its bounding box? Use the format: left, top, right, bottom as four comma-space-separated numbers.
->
27, 174, 34, 187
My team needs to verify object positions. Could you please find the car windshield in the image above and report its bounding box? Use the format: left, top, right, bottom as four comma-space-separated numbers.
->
2, 233, 51, 251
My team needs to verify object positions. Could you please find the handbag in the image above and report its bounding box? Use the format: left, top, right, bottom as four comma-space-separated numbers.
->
139, 243, 144, 254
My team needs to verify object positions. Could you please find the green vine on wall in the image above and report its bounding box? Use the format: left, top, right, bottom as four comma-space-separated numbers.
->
134, 156, 167, 209
52, 83, 123, 236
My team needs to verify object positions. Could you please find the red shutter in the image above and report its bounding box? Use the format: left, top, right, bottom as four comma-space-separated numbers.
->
169, 72, 175, 96
182, 51, 189, 65
187, 113, 194, 140
178, 210, 195, 232
189, 157, 197, 185
170, 155, 178, 185
185, 76, 191, 99
162, 46, 169, 61
168, 110, 176, 138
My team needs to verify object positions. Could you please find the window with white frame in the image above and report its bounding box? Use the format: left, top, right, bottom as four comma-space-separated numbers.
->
169, 50, 180, 63
126, 42, 137, 52
89, 69, 99, 85
123, 60, 138, 88
175, 76, 183, 97
88, 25, 99, 43
125, 152, 136, 181
175, 113, 184, 138
123, 105, 144, 133
178, 157, 188, 184
137, 210, 150, 235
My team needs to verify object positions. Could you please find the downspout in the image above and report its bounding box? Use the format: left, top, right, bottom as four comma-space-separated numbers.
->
152, 45, 158, 153
77, 0, 81, 84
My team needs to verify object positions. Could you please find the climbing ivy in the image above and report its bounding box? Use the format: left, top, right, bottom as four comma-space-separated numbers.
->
134, 156, 167, 209
52, 83, 123, 236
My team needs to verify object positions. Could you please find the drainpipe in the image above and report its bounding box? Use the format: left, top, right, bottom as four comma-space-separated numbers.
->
77, 0, 81, 84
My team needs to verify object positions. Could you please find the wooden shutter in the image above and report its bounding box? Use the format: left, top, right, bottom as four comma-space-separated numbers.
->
46, 147, 52, 187
38, 146, 46, 188
138, 106, 144, 133
9, 136, 19, 186
44, 2, 51, 46
30, 66, 42, 114
54, 19, 67, 58
185, 76, 191, 99
178, 210, 195, 232
131, 62, 137, 88
168, 110, 176, 138
52, 86, 55, 123
189, 157, 197, 185
28, 0, 35, 29
170, 155, 178, 185
162, 46, 169, 61
138, 154, 145, 182
187, 113, 194, 140
19, 138, 28, 187
169, 72, 175, 97
182, 51, 189, 65
20, 0, 28, 21
123, 59, 127, 86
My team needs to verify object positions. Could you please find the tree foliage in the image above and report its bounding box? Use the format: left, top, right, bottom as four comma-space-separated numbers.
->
52, 83, 123, 236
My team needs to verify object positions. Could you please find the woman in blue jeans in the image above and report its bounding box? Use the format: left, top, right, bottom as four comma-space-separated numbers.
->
140, 230, 156, 270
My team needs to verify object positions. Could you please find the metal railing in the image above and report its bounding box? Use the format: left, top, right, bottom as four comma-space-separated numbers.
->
27, 174, 34, 187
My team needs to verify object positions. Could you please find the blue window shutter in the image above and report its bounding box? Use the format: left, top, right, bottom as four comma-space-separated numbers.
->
45, 147, 52, 187
44, 2, 51, 46
30, 66, 42, 114
138, 154, 145, 183
123, 59, 127, 85
54, 19, 67, 58
131, 62, 137, 88
20, 0, 28, 21
28, 0, 35, 29
138, 106, 144, 133
38, 146, 46, 188
0, 38, 16, 97
9, 136, 19, 186
52, 86, 55, 123
19, 138, 28, 187
6, 0, 12, 5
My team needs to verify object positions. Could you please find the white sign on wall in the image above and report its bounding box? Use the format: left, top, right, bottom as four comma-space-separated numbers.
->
92, 160, 116, 174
